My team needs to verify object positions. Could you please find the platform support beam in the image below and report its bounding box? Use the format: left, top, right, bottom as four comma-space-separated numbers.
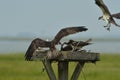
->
70, 62, 85, 80
42, 60, 57, 80
58, 61, 68, 80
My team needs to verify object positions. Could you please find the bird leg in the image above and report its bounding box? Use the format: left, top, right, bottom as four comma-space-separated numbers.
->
104, 22, 111, 31
106, 27, 110, 31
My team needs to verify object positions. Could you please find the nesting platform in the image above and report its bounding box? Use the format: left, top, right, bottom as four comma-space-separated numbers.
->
31, 50, 100, 80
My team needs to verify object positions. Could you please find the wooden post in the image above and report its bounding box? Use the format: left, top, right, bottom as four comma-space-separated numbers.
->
42, 60, 57, 80
58, 61, 68, 80
70, 62, 85, 80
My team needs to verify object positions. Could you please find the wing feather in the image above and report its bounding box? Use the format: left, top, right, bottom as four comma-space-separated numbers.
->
112, 13, 120, 19
25, 38, 50, 60
95, 0, 111, 15
53, 26, 88, 44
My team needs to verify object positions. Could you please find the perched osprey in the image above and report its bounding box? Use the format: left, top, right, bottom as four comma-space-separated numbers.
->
95, 0, 120, 30
72, 38, 92, 51
61, 40, 74, 51
61, 39, 92, 51
25, 26, 88, 60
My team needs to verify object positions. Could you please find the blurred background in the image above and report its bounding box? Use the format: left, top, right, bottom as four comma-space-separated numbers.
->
0, 0, 120, 54
0, 1, 120, 80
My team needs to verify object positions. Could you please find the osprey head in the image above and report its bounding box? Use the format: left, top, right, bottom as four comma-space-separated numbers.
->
67, 40, 75, 44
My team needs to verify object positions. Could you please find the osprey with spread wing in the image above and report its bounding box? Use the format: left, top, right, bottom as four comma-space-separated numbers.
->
25, 26, 88, 60
95, 0, 120, 31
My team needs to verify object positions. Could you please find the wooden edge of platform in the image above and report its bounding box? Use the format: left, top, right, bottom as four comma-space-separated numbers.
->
31, 50, 100, 62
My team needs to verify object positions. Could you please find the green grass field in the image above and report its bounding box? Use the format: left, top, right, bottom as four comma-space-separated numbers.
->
0, 53, 120, 80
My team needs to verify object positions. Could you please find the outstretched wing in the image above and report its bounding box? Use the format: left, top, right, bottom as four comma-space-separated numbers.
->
25, 38, 50, 61
95, 0, 111, 15
112, 13, 120, 19
53, 26, 88, 44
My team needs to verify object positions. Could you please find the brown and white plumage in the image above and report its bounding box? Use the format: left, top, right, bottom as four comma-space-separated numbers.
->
25, 38, 51, 60
25, 26, 88, 60
95, 0, 120, 30
60, 40, 74, 51
61, 39, 92, 51
73, 38, 92, 51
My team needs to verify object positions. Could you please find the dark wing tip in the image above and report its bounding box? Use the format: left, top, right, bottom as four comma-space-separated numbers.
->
25, 56, 32, 61
25, 48, 33, 61
95, 0, 97, 3
25, 38, 40, 61
77, 26, 88, 31
25, 42, 34, 61
95, 0, 100, 5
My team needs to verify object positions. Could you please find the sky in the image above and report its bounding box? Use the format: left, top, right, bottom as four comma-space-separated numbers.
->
0, 0, 120, 39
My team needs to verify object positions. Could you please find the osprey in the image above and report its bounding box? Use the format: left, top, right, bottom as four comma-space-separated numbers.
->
95, 0, 120, 30
61, 39, 92, 51
25, 26, 88, 60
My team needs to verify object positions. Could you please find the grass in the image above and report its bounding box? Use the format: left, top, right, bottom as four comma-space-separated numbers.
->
0, 53, 120, 80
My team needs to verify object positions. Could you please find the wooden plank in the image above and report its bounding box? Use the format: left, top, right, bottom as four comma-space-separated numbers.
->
42, 60, 57, 80
70, 62, 85, 80
58, 61, 68, 80
31, 50, 100, 62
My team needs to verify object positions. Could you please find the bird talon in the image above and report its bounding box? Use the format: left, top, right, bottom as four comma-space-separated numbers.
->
104, 26, 107, 27
107, 28, 110, 31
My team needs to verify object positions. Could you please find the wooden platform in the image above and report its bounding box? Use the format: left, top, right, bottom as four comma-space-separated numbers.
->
31, 50, 100, 61
31, 50, 100, 80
